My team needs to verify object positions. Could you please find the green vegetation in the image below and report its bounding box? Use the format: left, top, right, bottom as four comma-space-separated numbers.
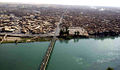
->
106, 67, 114, 70
31, 37, 52, 41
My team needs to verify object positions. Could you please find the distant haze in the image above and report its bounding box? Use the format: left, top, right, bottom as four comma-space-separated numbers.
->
0, 0, 120, 7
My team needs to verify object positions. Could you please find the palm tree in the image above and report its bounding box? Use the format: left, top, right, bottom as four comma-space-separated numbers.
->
76, 31, 79, 35
74, 31, 77, 36
60, 29, 64, 36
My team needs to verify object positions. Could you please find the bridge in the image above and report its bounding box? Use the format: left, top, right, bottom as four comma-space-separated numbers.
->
39, 9, 67, 70
39, 37, 56, 70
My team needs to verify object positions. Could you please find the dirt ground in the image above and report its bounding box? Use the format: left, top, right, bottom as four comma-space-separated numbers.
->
0, 36, 22, 42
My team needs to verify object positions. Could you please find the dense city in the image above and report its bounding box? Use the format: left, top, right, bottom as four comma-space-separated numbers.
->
0, 3, 120, 39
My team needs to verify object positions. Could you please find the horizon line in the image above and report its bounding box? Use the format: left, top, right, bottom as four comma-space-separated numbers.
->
0, 1, 120, 8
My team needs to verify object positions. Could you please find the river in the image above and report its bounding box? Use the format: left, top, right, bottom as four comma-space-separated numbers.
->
0, 42, 49, 70
0, 37, 120, 70
47, 37, 120, 70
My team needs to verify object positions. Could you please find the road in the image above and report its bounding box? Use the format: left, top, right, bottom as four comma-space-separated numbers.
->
39, 9, 67, 70
55, 9, 67, 36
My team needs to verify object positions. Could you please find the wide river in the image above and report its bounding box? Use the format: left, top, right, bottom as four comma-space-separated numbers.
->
0, 37, 120, 70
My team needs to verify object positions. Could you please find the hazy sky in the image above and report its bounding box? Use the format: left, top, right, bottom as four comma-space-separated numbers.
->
0, 0, 120, 7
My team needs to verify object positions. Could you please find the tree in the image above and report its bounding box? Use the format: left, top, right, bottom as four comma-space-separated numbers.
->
65, 30, 69, 35
59, 26, 70, 37
60, 29, 64, 36
74, 31, 77, 36
76, 31, 80, 35
65, 27, 68, 32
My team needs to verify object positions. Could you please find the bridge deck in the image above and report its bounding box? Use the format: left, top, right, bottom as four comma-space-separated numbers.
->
40, 38, 56, 70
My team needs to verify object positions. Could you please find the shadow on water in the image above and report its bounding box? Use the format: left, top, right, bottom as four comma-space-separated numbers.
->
59, 39, 69, 44
93, 36, 119, 41
73, 38, 79, 43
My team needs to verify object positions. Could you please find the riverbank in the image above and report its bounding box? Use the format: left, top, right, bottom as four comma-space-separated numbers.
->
0, 36, 53, 43
0, 34, 119, 43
